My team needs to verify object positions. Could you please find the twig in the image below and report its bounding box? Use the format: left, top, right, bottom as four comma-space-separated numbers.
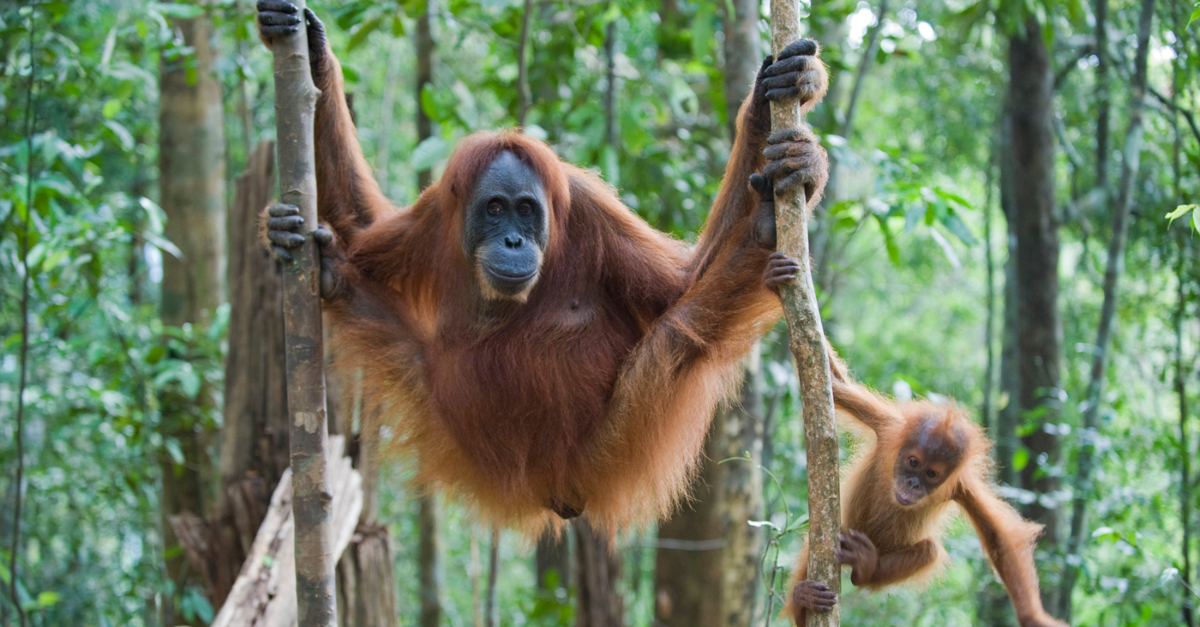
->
485, 527, 499, 627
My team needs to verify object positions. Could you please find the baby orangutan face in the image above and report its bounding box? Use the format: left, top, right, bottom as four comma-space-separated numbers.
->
891, 413, 967, 507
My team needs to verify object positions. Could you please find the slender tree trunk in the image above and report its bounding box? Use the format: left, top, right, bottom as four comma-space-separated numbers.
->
1058, 1, 1154, 619
768, 4, 842, 626
535, 529, 571, 591
653, 444, 722, 627
157, 5, 226, 622
713, 351, 766, 626
1093, 0, 1109, 192
1009, 16, 1062, 612
575, 519, 625, 627
419, 496, 443, 627
1177, 232, 1194, 627
415, 1, 435, 193
413, 9, 443, 627
375, 38, 404, 199
651, 3, 767, 624
486, 528, 500, 627
722, 0, 760, 140
982, 135, 998, 434
266, 0, 337, 623
1172, 25, 1194, 621
516, 0, 533, 126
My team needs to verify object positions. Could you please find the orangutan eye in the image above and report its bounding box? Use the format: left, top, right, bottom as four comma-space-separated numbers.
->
926, 469, 937, 479
908, 457, 919, 468
487, 201, 502, 215
517, 202, 532, 215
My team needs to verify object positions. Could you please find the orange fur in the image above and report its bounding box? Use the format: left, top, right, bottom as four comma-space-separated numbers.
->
303, 44, 818, 537
784, 357, 1066, 627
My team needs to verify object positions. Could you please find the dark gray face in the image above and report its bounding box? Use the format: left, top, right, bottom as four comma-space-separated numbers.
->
891, 416, 965, 507
461, 152, 550, 299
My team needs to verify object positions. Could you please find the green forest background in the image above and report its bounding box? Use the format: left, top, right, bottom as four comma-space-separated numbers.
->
1, 0, 1198, 625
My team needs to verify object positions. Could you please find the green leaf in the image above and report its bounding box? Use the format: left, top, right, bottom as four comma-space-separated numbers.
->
102, 99, 122, 119
1012, 447, 1029, 471
156, 3, 204, 19
1190, 4, 1200, 26
36, 591, 61, 608
347, 16, 383, 51
941, 212, 977, 245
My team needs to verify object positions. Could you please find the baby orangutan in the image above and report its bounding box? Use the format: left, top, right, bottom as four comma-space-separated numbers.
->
786, 352, 1067, 627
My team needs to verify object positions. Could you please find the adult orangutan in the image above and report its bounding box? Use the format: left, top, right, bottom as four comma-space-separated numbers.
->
258, 0, 829, 534
786, 352, 1068, 627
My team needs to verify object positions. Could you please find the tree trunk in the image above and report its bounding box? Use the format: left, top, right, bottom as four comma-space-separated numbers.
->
1058, 1, 1154, 619
721, 0, 760, 140
415, 2, 435, 192
535, 529, 571, 591
712, 353, 766, 627
769, 3, 842, 625
413, 9, 444, 625
574, 518, 625, 627
158, 5, 227, 623
1093, 0, 1109, 191
653, 446, 722, 627
1177, 233, 1194, 627
265, 0, 337, 623
516, 0, 533, 126
1009, 15, 1062, 612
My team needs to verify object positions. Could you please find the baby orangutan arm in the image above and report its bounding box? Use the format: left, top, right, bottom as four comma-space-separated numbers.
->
836, 530, 939, 588
954, 477, 1068, 627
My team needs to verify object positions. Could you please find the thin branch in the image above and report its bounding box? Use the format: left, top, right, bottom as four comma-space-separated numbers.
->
1053, 43, 1093, 91
1148, 83, 1200, 146
839, 0, 887, 140
10, 5, 36, 627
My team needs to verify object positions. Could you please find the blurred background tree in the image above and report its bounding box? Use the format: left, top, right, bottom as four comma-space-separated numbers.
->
1, 0, 1197, 625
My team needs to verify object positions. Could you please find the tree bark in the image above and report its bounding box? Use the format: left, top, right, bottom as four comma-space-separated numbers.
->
415, 2, 435, 192
535, 529, 571, 591
769, 3, 841, 625
1058, 1, 1154, 619
412, 10, 444, 625
516, 0, 534, 126
158, 5, 227, 623
1093, 0, 1110, 191
653, 447, 722, 627
265, 0, 337, 624
574, 518, 625, 627
721, 0, 760, 140
1177, 233, 1195, 627
1009, 15, 1062, 612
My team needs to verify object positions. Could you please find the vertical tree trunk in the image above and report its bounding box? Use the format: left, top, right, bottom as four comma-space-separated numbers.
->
769, 3, 842, 625
1093, 0, 1109, 192
415, 2, 435, 193
1008, 16, 1062, 612
1176, 233, 1194, 627
575, 519, 625, 627
535, 529, 571, 591
413, 9, 444, 626
265, 0, 337, 623
157, 5, 226, 623
375, 38, 404, 199
653, 5, 766, 623
1058, 1, 1154, 619
515, 0, 534, 126
721, 0, 759, 140
653, 447, 722, 627
712, 353, 766, 627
